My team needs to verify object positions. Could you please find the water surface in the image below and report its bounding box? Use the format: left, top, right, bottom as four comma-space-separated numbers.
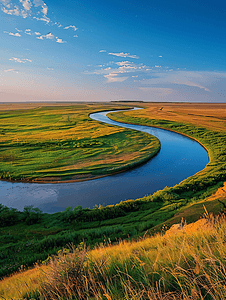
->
0, 109, 209, 213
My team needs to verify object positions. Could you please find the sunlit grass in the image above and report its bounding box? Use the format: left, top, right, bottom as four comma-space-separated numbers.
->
0, 104, 160, 181
1, 213, 226, 299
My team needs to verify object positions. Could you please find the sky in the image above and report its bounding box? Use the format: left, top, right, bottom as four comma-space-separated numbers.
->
0, 0, 226, 102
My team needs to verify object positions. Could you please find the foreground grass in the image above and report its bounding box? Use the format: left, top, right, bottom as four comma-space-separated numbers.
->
0, 103, 226, 279
1, 213, 226, 299
0, 103, 160, 182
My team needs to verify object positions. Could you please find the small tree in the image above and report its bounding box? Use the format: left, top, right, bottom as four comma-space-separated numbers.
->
23, 205, 43, 225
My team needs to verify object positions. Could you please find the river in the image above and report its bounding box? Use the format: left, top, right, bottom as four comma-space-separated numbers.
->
0, 108, 209, 213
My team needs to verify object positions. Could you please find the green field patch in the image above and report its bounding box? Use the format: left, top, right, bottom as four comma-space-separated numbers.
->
0, 104, 160, 181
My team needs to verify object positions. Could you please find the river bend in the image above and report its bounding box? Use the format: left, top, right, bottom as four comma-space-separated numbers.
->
0, 108, 209, 213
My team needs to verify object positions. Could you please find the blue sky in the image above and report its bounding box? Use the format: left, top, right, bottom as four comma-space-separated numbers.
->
0, 0, 226, 102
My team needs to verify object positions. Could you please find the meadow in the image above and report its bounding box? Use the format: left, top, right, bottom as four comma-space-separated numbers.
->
0, 102, 225, 299
1, 211, 226, 299
0, 103, 160, 182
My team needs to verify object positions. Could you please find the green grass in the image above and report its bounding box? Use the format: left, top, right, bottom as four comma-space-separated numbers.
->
0, 104, 160, 181
1, 213, 226, 299
0, 103, 225, 280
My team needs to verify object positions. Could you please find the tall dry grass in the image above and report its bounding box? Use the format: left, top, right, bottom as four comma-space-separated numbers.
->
36, 214, 226, 300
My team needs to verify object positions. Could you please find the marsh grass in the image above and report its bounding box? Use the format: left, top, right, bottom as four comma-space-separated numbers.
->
2, 214, 225, 299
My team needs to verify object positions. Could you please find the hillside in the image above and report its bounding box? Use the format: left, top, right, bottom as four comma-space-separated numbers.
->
1, 206, 226, 299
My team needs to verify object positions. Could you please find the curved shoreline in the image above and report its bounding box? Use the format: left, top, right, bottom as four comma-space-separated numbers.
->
1, 107, 160, 184
107, 112, 210, 163
0, 107, 209, 185
1, 145, 160, 184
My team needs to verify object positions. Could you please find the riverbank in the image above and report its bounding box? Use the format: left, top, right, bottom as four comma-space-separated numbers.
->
0, 102, 225, 279
0, 103, 160, 183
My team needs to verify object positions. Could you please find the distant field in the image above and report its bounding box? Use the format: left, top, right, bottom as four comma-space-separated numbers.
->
0, 103, 160, 182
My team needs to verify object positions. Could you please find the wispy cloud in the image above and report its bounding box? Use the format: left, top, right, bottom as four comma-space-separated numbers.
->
64, 25, 78, 31
140, 71, 212, 92
104, 73, 128, 82
89, 60, 150, 83
4, 30, 21, 37
9, 57, 32, 63
34, 31, 41, 35
108, 52, 139, 59
99, 50, 106, 52
33, 15, 50, 23
4, 68, 19, 73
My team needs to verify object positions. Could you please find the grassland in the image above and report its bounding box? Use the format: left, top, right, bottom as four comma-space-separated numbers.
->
0, 103, 160, 182
0, 102, 225, 297
1, 212, 226, 299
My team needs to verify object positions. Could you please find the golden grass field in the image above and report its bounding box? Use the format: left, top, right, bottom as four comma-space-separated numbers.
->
111, 102, 226, 131
1, 208, 226, 299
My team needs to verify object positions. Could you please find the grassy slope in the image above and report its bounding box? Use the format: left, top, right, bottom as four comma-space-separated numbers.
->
0, 103, 160, 182
1, 214, 226, 299
0, 103, 225, 282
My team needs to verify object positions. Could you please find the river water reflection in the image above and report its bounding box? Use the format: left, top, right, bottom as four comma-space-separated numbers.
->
0, 109, 209, 213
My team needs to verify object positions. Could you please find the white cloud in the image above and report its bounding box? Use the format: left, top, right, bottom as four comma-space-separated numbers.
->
73, 35, 78, 38
9, 57, 32, 63
64, 25, 78, 31
33, 15, 50, 23
25, 28, 31, 35
99, 50, 106, 52
33, 0, 47, 15
0, 0, 11, 6
1, 5, 25, 17
155, 65, 161, 68
4, 68, 19, 73
1, 0, 49, 20
5, 31, 21, 37
47, 67, 53, 70
54, 21, 62, 27
36, 32, 55, 40
56, 38, 66, 43
15, 27, 22, 32
159, 56, 162, 58
19, 0, 32, 10
45, 32, 54, 39
89, 60, 151, 83
108, 52, 139, 59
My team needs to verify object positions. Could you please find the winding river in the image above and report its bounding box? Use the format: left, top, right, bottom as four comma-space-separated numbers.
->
0, 108, 209, 213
